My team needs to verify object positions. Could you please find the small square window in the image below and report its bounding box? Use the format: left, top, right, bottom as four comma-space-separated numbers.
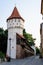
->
17, 23, 18, 25
15, 19, 16, 22
10, 23, 11, 25
18, 19, 20, 22
13, 22, 14, 24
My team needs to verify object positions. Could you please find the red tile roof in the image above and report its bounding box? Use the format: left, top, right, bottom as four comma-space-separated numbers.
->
7, 7, 24, 21
16, 33, 25, 39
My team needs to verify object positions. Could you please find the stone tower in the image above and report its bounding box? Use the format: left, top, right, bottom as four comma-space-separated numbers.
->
6, 7, 24, 59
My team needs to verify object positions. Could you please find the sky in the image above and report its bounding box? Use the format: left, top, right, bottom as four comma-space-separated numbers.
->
0, 0, 42, 47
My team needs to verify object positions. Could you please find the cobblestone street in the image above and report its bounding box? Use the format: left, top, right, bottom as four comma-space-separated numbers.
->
0, 56, 43, 65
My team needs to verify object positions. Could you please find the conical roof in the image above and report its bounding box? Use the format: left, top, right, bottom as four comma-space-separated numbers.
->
7, 7, 24, 21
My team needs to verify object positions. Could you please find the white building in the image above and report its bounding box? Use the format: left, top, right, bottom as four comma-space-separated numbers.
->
6, 7, 24, 59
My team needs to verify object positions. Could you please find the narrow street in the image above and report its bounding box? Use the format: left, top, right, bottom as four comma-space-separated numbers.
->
0, 56, 43, 65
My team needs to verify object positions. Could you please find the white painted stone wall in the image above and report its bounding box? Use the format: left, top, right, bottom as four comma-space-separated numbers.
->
31, 45, 36, 55
7, 19, 24, 59
7, 19, 24, 35
7, 29, 16, 59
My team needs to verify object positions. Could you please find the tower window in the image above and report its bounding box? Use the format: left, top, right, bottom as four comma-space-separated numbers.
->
18, 19, 20, 22
15, 19, 16, 22
13, 22, 14, 24
17, 23, 18, 25
10, 23, 11, 25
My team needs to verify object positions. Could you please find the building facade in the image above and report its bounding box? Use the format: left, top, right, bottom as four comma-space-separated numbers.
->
41, 0, 43, 15
40, 0, 43, 57
40, 23, 43, 57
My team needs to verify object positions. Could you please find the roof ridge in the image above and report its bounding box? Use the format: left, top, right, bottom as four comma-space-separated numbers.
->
7, 7, 24, 21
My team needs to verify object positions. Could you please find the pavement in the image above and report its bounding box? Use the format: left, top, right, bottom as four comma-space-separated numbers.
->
0, 56, 43, 65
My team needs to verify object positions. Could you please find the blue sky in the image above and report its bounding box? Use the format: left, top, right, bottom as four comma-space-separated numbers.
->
0, 0, 42, 47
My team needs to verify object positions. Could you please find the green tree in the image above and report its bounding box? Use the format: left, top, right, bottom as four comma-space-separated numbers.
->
23, 29, 36, 46
0, 28, 4, 34
0, 51, 5, 60
0, 28, 8, 55
36, 47, 40, 55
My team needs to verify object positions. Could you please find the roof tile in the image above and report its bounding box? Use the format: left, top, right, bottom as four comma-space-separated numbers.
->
7, 7, 24, 21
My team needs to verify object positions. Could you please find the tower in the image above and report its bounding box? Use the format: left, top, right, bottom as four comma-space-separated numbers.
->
6, 7, 24, 59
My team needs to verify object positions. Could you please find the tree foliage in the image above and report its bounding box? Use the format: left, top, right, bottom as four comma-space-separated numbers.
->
0, 28, 8, 55
0, 51, 5, 59
36, 47, 40, 55
23, 29, 36, 46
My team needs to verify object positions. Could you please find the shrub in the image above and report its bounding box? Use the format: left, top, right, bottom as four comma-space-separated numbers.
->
0, 51, 5, 60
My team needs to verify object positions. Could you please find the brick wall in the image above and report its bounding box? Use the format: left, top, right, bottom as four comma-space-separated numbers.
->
16, 44, 25, 59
